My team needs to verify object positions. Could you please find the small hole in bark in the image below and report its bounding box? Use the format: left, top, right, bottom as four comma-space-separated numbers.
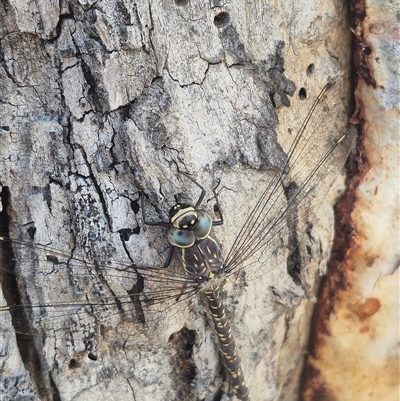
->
299, 87, 307, 100
306, 64, 315, 76
88, 352, 98, 361
362, 46, 371, 55
212, 388, 224, 401
174, 0, 188, 5
214, 12, 230, 28
68, 359, 78, 369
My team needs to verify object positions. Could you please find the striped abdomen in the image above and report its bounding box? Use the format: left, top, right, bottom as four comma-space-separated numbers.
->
175, 237, 250, 399
202, 280, 250, 401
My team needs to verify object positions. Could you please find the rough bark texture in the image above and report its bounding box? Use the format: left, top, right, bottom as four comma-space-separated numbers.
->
301, 1, 400, 401
0, 1, 354, 401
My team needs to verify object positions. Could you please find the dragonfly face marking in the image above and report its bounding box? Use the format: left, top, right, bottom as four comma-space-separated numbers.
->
169, 204, 198, 229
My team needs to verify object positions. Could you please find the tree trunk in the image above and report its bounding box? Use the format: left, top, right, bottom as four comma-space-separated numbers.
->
0, 1, 361, 401
301, 1, 400, 400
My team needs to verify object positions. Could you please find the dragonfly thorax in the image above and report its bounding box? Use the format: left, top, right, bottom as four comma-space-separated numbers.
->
167, 204, 213, 248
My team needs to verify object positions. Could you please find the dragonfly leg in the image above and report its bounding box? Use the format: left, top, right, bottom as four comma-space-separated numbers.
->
211, 178, 224, 226
179, 171, 206, 208
162, 245, 175, 268
140, 193, 169, 227
140, 194, 175, 267
180, 171, 224, 226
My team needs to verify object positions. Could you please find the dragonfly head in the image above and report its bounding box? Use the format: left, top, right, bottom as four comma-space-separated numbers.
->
167, 205, 213, 247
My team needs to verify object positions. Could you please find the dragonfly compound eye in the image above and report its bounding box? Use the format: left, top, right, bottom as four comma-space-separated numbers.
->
166, 226, 196, 248
193, 210, 213, 239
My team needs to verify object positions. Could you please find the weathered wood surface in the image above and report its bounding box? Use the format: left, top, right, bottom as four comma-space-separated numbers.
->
302, 1, 400, 400
0, 1, 354, 401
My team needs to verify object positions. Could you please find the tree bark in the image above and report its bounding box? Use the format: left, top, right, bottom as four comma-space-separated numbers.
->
0, 1, 357, 401
302, 1, 400, 401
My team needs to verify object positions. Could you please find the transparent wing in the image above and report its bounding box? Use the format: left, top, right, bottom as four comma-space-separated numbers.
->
224, 76, 357, 279
0, 237, 200, 344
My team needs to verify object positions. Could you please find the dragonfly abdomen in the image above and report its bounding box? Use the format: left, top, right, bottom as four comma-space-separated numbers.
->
202, 280, 250, 401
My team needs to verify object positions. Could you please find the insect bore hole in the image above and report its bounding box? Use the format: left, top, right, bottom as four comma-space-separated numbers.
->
214, 12, 230, 28
68, 359, 78, 369
87, 352, 98, 361
299, 87, 307, 100
362, 45, 372, 55
306, 63, 315, 76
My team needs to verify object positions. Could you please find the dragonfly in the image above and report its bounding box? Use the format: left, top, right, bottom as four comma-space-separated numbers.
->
0, 76, 356, 401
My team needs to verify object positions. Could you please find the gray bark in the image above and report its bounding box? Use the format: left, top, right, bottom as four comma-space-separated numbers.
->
0, 1, 353, 401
